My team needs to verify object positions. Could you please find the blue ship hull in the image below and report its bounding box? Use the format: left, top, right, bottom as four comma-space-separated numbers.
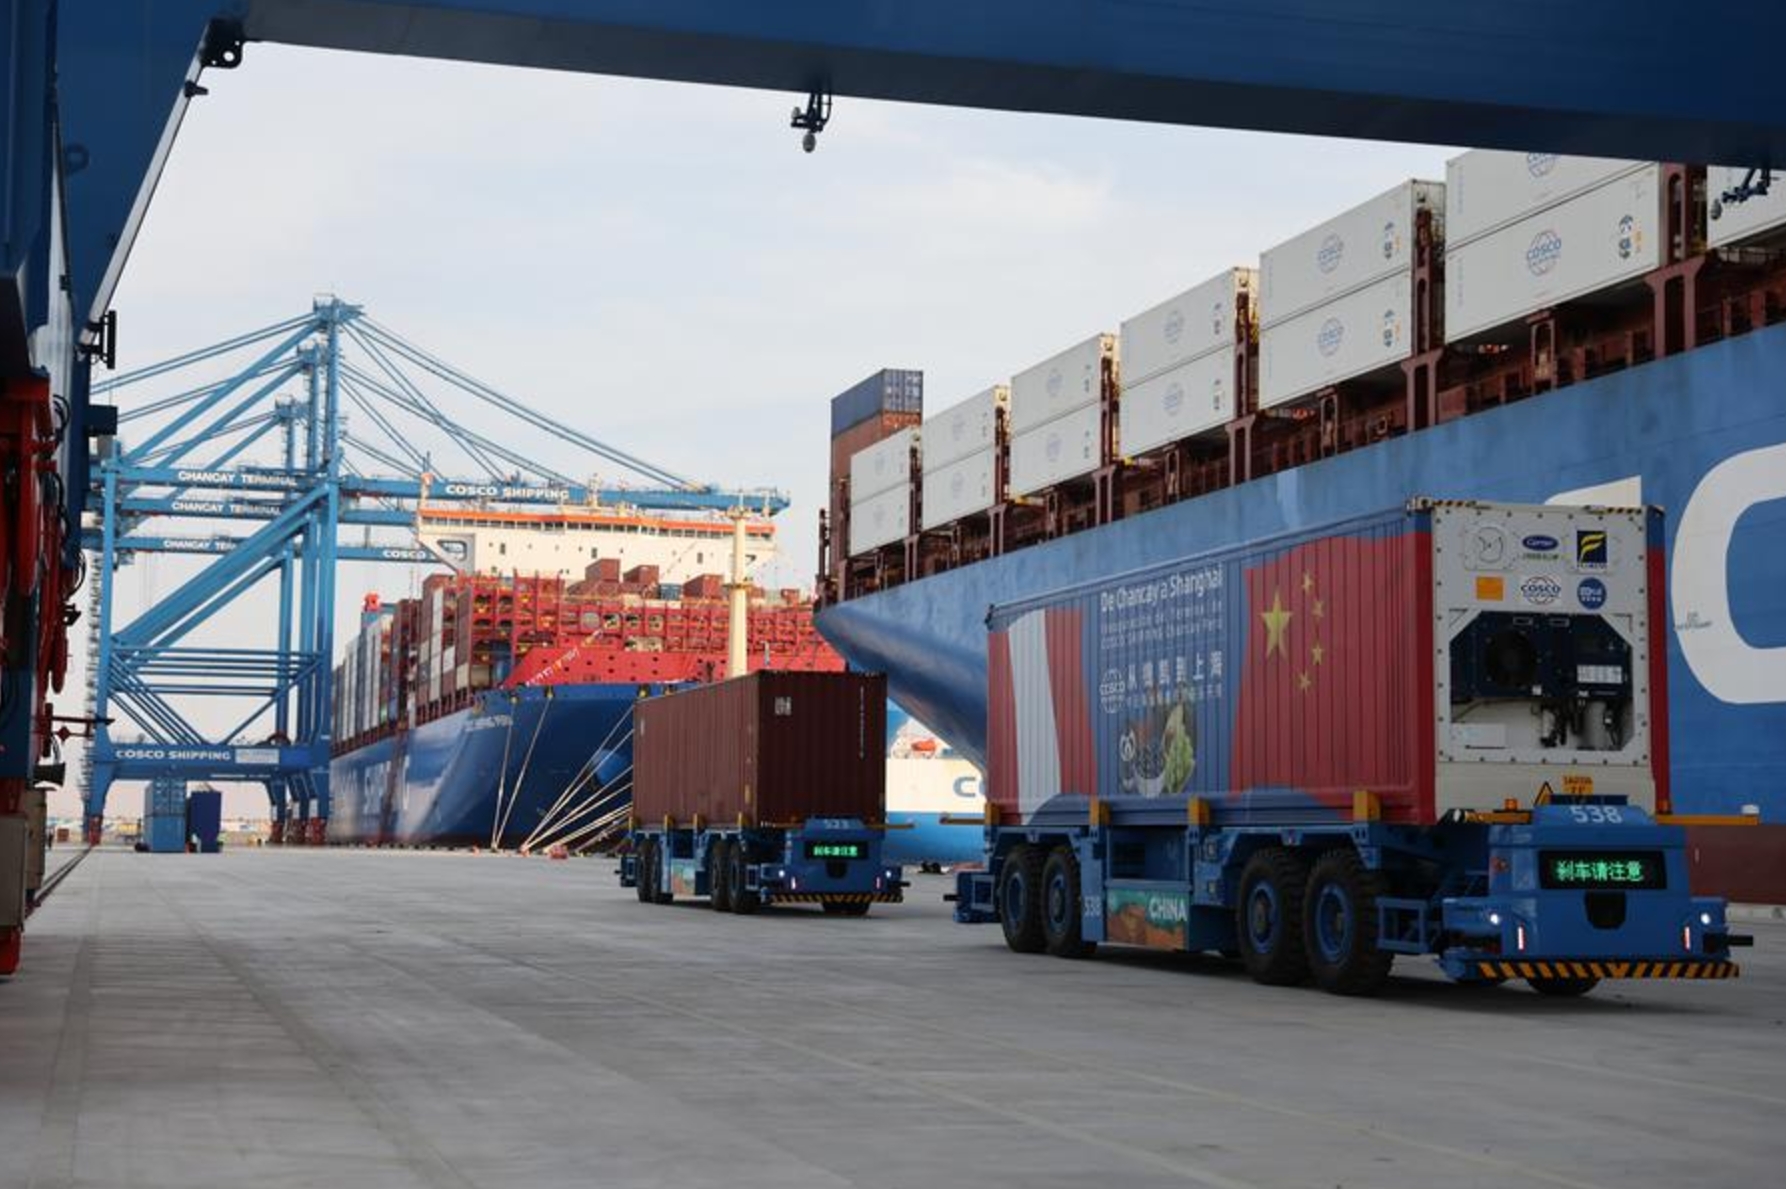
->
330, 683, 666, 847
818, 324, 1786, 826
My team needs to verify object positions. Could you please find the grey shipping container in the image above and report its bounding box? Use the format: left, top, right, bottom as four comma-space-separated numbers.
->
830, 369, 924, 437
633, 671, 887, 827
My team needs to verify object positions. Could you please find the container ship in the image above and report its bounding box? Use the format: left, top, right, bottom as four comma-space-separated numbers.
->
327, 503, 840, 849
814, 154, 1786, 901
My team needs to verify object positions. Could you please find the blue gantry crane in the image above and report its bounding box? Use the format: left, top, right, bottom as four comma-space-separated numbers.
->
82, 296, 784, 844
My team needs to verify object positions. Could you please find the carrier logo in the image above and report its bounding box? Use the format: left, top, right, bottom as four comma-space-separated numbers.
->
1162, 381, 1185, 416
1046, 368, 1064, 398
1576, 529, 1609, 568
1316, 233, 1345, 273
1317, 317, 1346, 357
1616, 214, 1638, 260
1099, 668, 1126, 714
1163, 307, 1186, 344
1522, 533, 1559, 552
1044, 432, 1064, 463
1520, 575, 1563, 606
1527, 229, 1563, 275
1526, 153, 1559, 177
1577, 578, 1608, 610
949, 471, 966, 498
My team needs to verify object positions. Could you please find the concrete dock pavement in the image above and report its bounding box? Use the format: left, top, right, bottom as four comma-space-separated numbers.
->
2, 849, 1781, 1189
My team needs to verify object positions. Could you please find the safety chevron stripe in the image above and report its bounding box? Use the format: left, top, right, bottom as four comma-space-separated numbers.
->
767, 892, 902, 904
1478, 959, 1739, 980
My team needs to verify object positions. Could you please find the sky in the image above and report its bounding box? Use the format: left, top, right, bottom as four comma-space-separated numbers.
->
61, 44, 1456, 820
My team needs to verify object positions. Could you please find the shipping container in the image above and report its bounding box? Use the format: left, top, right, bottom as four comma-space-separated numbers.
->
1120, 268, 1254, 387
186, 789, 223, 853
1008, 334, 1116, 436
1259, 272, 1411, 408
829, 368, 924, 437
1445, 166, 1662, 344
849, 427, 918, 502
632, 671, 887, 826
849, 483, 911, 555
1260, 180, 1442, 327
984, 501, 1657, 827
1008, 402, 1104, 497
922, 386, 1008, 474
1119, 348, 1235, 454
921, 450, 1000, 530
142, 814, 188, 854
1445, 151, 1647, 247
1707, 165, 1786, 247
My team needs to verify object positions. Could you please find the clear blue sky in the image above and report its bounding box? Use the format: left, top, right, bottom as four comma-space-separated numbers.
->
71, 44, 1457, 819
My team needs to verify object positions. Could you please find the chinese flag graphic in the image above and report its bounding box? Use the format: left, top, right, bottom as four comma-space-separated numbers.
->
1231, 531, 1419, 805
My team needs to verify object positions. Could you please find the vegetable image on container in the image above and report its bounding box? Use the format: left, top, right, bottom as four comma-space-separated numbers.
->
955, 500, 1753, 996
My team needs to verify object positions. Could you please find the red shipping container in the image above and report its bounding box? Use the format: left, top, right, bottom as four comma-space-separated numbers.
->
633, 672, 887, 827
625, 564, 660, 587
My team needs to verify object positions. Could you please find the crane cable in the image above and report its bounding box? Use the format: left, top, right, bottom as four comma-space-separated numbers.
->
486, 699, 519, 850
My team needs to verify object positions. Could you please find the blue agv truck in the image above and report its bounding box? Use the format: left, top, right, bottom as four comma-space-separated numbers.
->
621, 671, 904, 915
953, 502, 1752, 994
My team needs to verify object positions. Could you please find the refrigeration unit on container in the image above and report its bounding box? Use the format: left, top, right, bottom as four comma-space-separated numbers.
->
1118, 268, 1253, 455
1258, 180, 1442, 408
954, 500, 1751, 997
1707, 166, 1786, 248
921, 450, 1000, 531
1445, 164, 1663, 345
849, 484, 911, 555
830, 368, 924, 437
1008, 334, 1116, 436
1445, 151, 1648, 247
921, 386, 1008, 474
848, 427, 918, 502
1008, 400, 1103, 497
622, 672, 903, 915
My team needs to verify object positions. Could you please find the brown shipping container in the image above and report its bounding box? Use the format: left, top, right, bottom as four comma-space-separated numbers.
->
633, 671, 887, 826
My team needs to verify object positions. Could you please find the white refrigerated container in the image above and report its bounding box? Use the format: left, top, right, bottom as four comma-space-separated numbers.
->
922, 386, 1007, 474
1008, 334, 1115, 435
848, 427, 918, 501
1260, 180, 1441, 328
920, 449, 1000, 530
1118, 349, 1235, 454
1446, 151, 1647, 247
1259, 272, 1412, 409
849, 483, 912, 554
1445, 166, 1662, 345
1707, 166, 1786, 247
1120, 268, 1254, 387
1008, 402, 1103, 497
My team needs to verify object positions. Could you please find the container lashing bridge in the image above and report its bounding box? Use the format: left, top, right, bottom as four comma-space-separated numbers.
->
82, 296, 784, 846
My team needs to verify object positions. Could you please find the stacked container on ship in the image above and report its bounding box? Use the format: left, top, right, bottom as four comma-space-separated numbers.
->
622, 671, 904, 915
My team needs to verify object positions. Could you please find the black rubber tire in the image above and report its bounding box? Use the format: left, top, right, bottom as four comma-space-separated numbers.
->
997, 845, 1047, 953
1302, 849, 1395, 996
632, 841, 652, 903
710, 839, 733, 912
727, 842, 759, 914
1527, 976, 1601, 997
1041, 847, 1097, 959
1235, 848, 1311, 986
651, 840, 675, 904
822, 901, 872, 917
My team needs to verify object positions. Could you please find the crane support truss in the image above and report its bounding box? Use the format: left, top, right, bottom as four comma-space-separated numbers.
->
86, 297, 782, 845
